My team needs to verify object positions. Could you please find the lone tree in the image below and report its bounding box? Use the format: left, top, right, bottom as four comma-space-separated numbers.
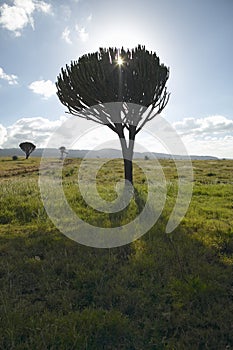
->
19, 142, 36, 159
56, 45, 170, 185
59, 146, 68, 160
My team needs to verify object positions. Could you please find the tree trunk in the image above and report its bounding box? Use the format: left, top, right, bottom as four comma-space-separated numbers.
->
26, 154, 29, 159
119, 125, 136, 186
123, 158, 133, 184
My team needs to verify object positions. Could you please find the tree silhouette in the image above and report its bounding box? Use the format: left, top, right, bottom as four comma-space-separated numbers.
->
59, 146, 68, 160
56, 45, 170, 185
19, 142, 36, 159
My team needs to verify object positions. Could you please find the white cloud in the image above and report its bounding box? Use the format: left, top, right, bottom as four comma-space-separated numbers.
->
75, 24, 88, 42
0, 0, 52, 37
0, 67, 18, 85
0, 124, 7, 146
62, 20, 91, 44
61, 27, 72, 44
1, 114, 232, 158
34, 0, 51, 13
174, 115, 233, 136
28, 79, 56, 99
87, 14, 92, 22
0, 117, 120, 149
178, 134, 233, 159
173, 115, 233, 158
1, 116, 67, 148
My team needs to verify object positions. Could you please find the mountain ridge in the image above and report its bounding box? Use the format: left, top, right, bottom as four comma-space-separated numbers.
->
0, 148, 219, 160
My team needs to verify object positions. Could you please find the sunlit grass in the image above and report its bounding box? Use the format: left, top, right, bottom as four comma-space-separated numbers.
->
0, 157, 232, 348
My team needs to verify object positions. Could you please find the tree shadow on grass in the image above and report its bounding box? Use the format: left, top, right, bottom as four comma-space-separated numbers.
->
0, 217, 232, 349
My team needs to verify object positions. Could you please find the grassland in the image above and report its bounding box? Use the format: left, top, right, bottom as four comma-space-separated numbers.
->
0, 156, 232, 349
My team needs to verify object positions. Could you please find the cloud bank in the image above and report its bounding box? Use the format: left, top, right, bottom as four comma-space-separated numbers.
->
173, 115, 233, 136
0, 124, 7, 145
1, 117, 66, 148
0, 115, 232, 158
173, 115, 233, 158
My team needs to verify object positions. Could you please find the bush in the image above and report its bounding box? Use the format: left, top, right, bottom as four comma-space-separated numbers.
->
12, 155, 18, 161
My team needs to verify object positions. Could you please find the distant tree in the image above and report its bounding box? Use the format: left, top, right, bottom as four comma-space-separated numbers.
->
12, 155, 18, 161
59, 146, 68, 160
144, 155, 149, 160
19, 142, 36, 159
56, 45, 170, 185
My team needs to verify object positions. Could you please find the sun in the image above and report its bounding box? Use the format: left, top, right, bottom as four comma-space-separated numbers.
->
117, 56, 124, 65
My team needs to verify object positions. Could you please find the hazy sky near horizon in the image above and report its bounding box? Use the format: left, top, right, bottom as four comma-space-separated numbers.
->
0, 0, 232, 158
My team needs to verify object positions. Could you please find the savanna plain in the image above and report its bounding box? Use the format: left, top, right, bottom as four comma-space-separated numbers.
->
0, 156, 232, 349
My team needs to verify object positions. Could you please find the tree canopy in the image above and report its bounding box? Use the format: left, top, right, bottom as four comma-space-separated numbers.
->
19, 142, 36, 159
56, 45, 169, 131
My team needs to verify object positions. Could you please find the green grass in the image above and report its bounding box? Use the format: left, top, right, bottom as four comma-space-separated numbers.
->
0, 156, 233, 349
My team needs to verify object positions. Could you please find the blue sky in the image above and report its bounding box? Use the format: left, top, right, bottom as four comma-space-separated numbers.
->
0, 0, 232, 158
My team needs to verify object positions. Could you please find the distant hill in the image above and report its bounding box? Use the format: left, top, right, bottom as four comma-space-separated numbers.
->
0, 148, 219, 160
